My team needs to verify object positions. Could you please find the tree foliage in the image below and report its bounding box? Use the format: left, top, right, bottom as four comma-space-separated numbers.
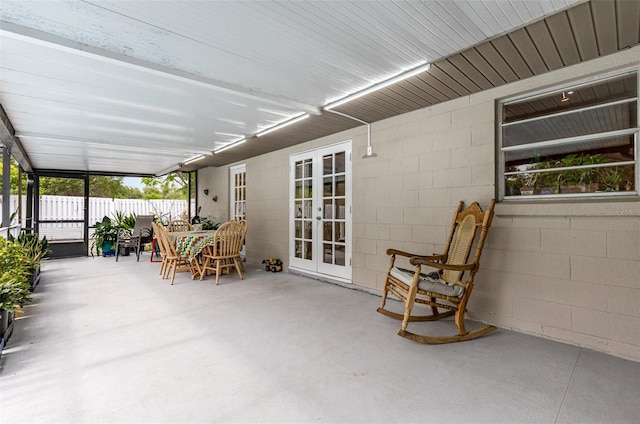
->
38, 176, 144, 198
141, 172, 188, 200
2, 158, 186, 200
0, 159, 26, 195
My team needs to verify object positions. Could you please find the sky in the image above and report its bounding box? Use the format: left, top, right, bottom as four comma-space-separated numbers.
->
123, 177, 145, 189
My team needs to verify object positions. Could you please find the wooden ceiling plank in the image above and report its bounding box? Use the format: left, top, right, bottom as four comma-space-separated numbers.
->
590, 0, 618, 55
617, 0, 640, 48
402, 78, 448, 103
393, 80, 442, 105
381, 85, 429, 109
433, 60, 482, 93
447, 54, 493, 90
525, 20, 565, 70
545, 12, 582, 66
460, 48, 506, 86
489, 36, 534, 79
414, 73, 463, 99
567, 2, 599, 60
336, 98, 397, 122
508, 27, 549, 74
422, 65, 470, 97
474, 42, 519, 83
371, 89, 419, 112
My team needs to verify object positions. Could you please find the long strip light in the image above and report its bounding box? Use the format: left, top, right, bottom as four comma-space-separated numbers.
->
256, 113, 310, 137
323, 62, 431, 110
183, 154, 206, 165
213, 138, 247, 154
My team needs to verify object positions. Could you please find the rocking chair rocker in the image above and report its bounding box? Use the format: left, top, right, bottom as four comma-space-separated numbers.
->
377, 199, 496, 344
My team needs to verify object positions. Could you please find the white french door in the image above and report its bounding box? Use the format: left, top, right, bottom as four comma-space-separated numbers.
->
229, 164, 246, 221
289, 141, 351, 282
230, 164, 246, 258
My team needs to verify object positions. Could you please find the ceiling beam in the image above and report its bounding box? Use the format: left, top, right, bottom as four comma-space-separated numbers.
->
0, 21, 322, 116
0, 103, 33, 173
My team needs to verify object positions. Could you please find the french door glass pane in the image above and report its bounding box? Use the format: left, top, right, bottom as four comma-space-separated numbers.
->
335, 152, 345, 173
323, 198, 333, 218
335, 175, 345, 196
336, 199, 345, 219
304, 241, 312, 260
335, 245, 345, 266
295, 221, 301, 238
323, 222, 332, 241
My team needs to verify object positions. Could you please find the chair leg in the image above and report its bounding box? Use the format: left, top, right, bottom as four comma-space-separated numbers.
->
170, 261, 177, 285
215, 259, 221, 285
162, 261, 168, 279
234, 258, 243, 280
401, 284, 418, 333
115, 243, 120, 262
200, 256, 210, 281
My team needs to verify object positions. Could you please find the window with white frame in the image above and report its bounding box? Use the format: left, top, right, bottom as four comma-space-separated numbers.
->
498, 69, 638, 200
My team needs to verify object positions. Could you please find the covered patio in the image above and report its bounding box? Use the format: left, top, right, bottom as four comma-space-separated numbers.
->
1, 255, 638, 423
1, 2, 639, 420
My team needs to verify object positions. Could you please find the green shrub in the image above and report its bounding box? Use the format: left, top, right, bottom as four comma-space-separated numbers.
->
0, 237, 31, 311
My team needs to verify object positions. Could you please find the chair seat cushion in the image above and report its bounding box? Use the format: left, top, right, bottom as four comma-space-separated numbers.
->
390, 267, 465, 298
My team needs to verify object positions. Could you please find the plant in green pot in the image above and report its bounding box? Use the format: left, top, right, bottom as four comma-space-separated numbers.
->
91, 216, 119, 257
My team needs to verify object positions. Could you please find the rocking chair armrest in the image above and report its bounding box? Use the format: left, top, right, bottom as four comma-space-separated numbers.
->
386, 249, 445, 261
409, 257, 477, 272
386, 248, 416, 258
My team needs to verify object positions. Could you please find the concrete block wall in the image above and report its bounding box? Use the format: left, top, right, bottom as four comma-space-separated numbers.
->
200, 45, 640, 361
197, 166, 229, 225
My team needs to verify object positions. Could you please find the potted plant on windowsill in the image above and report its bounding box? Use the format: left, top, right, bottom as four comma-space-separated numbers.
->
91, 216, 119, 257
599, 166, 623, 192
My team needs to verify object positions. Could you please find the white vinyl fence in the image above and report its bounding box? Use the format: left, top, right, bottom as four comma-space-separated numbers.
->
1, 195, 191, 241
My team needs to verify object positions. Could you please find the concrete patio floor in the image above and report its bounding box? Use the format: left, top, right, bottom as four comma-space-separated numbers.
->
1, 255, 638, 424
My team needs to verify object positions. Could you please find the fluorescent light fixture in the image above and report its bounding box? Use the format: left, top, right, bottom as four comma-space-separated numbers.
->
183, 154, 206, 165
324, 62, 431, 110
213, 138, 246, 154
155, 163, 181, 176
256, 113, 310, 137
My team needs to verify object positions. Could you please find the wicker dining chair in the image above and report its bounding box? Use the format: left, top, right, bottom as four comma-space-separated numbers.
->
154, 222, 194, 285
199, 220, 244, 284
377, 199, 496, 344
167, 219, 193, 232
151, 222, 168, 277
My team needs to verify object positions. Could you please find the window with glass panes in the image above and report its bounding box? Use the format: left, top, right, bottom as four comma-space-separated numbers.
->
499, 69, 638, 200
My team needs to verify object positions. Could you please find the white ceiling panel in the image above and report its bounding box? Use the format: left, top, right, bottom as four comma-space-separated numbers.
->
0, 0, 585, 175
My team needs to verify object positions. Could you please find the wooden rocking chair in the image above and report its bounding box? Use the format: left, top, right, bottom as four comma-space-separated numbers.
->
377, 199, 496, 344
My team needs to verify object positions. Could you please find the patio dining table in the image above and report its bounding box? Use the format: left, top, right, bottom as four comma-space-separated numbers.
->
168, 230, 217, 279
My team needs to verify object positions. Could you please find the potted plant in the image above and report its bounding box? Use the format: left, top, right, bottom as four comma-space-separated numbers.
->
599, 166, 623, 191
12, 232, 51, 291
201, 217, 218, 230
558, 153, 606, 193
0, 237, 31, 353
91, 216, 119, 257
113, 211, 137, 256
517, 166, 539, 195
505, 178, 521, 196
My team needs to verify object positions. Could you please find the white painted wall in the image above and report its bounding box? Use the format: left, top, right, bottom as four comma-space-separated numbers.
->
199, 45, 640, 361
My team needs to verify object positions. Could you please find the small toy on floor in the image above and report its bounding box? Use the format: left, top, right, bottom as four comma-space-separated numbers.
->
262, 258, 283, 272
